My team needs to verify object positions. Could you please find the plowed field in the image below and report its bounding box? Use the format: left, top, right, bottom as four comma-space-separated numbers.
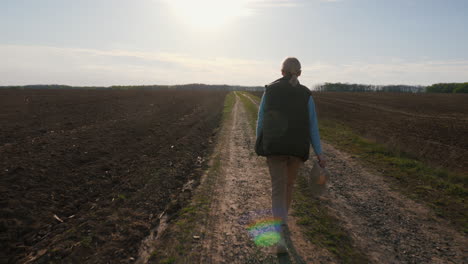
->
0, 89, 227, 263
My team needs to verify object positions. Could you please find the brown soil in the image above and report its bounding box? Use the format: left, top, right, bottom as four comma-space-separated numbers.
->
0, 89, 227, 263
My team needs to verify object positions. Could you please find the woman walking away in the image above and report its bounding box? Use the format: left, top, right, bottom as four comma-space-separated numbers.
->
255, 57, 326, 254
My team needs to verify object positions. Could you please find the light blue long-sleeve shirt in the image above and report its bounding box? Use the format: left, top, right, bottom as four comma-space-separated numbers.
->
256, 93, 323, 156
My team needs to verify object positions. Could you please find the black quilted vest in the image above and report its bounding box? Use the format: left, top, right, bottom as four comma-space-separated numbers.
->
255, 76, 312, 161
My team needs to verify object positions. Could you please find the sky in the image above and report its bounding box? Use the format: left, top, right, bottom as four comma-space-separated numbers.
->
1, 0, 467, 88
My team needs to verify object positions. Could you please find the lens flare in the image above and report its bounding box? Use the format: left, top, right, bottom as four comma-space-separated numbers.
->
246, 217, 282, 247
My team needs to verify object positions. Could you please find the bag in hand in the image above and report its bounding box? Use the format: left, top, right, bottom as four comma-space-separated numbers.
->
307, 161, 330, 196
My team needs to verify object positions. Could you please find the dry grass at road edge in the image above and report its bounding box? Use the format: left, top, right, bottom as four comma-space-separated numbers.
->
237, 92, 259, 131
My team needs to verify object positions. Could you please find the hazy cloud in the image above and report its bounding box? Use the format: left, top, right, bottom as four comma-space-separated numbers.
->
303, 59, 468, 86
248, 0, 341, 8
248, 0, 299, 8
0, 45, 276, 86
1, 45, 466, 87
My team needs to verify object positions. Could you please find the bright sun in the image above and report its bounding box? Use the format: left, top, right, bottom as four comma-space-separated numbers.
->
165, 0, 252, 30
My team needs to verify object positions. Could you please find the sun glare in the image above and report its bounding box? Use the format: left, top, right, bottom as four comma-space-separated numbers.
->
166, 0, 252, 30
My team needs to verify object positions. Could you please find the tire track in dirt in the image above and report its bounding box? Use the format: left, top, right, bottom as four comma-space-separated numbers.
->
242, 92, 261, 106
308, 142, 467, 263
199, 92, 333, 263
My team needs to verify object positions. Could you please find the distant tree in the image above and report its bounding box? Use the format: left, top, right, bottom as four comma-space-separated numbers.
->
426, 83, 468, 93
314, 83, 425, 93
453, 83, 468, 93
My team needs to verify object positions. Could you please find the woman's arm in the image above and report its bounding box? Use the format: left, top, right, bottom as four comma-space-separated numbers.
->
308, 96, 322, 155
308, 96, 326, 167
256, 93, 266, 138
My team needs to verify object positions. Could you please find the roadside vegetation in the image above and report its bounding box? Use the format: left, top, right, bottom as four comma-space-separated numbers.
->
149, 156, 223, 263
236, 92, 259, 131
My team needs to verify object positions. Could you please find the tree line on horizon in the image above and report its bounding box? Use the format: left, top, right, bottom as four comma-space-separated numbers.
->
313, 82, 468, 93
425, 82, 468, 93
2, 82, 467, 93
0, 84, 264, 92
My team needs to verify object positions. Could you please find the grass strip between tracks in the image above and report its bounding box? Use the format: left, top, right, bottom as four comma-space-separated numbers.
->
237, 91, 259, 132
241, 92, 369, 262
319, 119, 468, 234
149, 92, 236, 263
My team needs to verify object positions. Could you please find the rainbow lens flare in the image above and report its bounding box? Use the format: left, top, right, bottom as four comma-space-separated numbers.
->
247, 217, 283, 247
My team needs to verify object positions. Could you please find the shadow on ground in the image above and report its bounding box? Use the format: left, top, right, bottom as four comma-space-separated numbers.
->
280, 225, 307, 264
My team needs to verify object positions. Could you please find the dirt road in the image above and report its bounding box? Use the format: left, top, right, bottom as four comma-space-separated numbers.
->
149, 92, 467, 263
194, 93, 334, 263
